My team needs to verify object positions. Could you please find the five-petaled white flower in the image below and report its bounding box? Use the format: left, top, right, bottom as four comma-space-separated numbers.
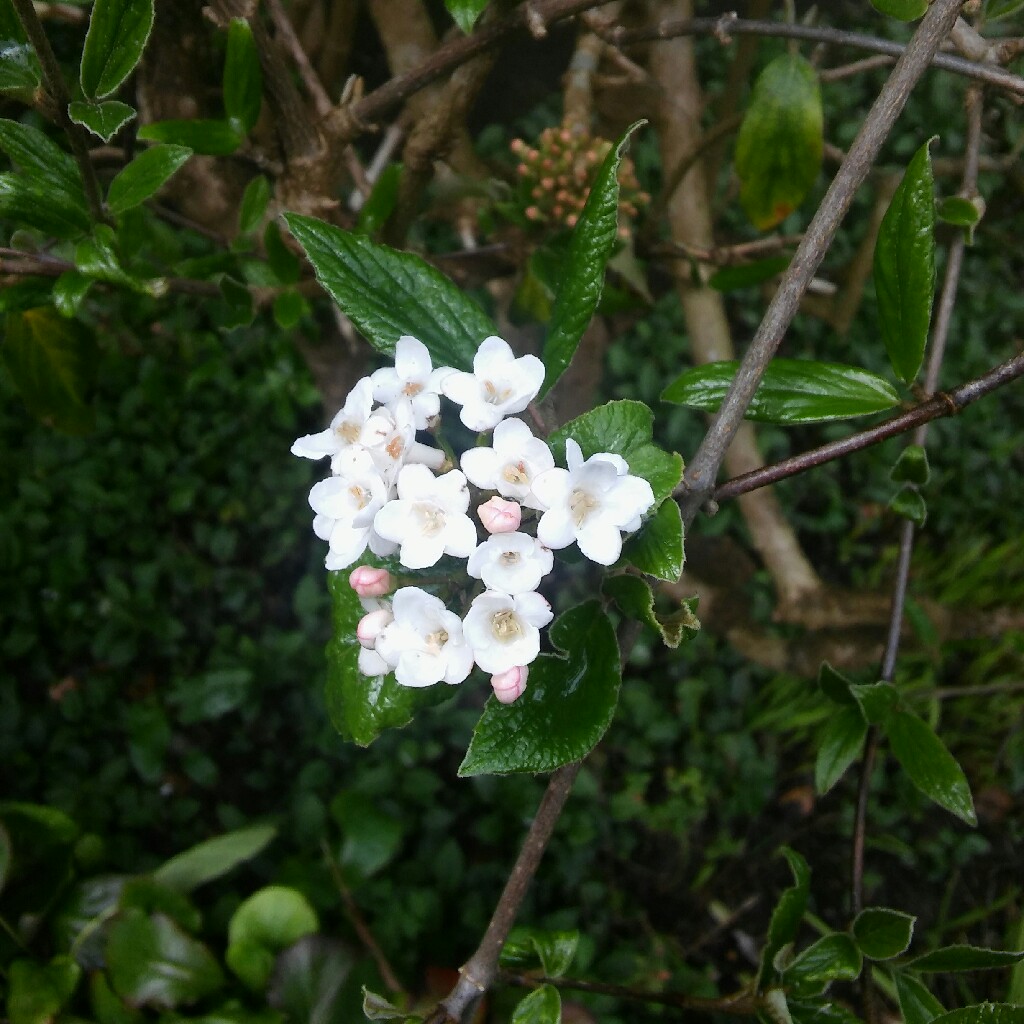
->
463, 590, 553, 674
441, 336, 545, 431
292, 377, 375, 462
375, 587, 474, 686
467, 533, 553, 595
373, 464, 477, 569
460, 417, 554, 508
532, 438, 655, 566
370, 335, 452, 430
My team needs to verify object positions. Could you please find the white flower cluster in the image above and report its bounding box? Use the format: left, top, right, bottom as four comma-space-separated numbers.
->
293, 334, 655, 702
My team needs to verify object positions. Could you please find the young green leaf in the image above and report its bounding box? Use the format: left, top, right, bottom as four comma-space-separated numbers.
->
511, 984, 562, 1024
936, 196, 982, 228
735, 54, 822, 230
227, 886, 319, 990
107, 144, 193, 214
759, 847, 812, 988
891, 445, 930, 485
849, 681, 899, 724
814, 704, 867, 795
0, 43, 41, 97
500, 926, 580, 978
356, 162, 402, 237
889, 486, 927, 526
874, 139, 936, 384
52, 272, 92, 317
852, 908, 916, 960
540, 120, 645, 398
905, 947, 1024, 973
273, 289, 306, 329
895, 971, 946, 1024
152, 824, 277, 892
238, 175, 271, 236
603, 574, 699, 648
445, 0, 488, 33
68, 99, 135, 142
884, 709, 976, 825
284, 212, 496, 371
80, 0, 155, 99
620, 498, 686, 582
818, 662, 858, 706
138, 118, 243, 155
663, 358, 899, 424
459, 601, 620, 776
784, 934, 863, 995
871, 0, 929, 20
223, 18, 262, 134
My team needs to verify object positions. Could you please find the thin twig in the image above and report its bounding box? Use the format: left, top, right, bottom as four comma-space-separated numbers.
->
819, 54, 895, 83
932, 680, 1024, 701
265, 0, 332, 115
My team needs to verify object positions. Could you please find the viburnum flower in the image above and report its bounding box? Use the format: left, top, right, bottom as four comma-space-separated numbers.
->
350, 565, 394, 597
532, 438, 655, 565
370, 335, 452, 430
477, 496, 522, 534
467, 533, 553, 594
460, 418, 555, 508
463, 590, 553, 674
292, 377, 375, 461
491, 665, 529, 704
440, 336, 545, 431
373, 464, 477, 569
374, 587, 474, 686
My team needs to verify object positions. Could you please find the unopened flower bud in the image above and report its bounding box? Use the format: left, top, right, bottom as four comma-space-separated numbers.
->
491, 665, 528, 703
350, 565, 394, 598
356, 608, 393, 648
478, 496, 522, 534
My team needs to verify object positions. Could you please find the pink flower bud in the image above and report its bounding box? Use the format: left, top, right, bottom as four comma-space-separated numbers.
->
477, 496, 521, 534
491, 666, 528, 704
349, 565, 393, 598
356, 608, 393, 648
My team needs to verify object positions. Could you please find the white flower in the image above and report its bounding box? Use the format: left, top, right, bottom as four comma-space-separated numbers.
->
349, 400, 416, 486
463, 590, 553, 674
467, 533, 553, 595
460, 418, 554, 508
291, 377, 375, 461
358, 647, 389, 676
370, 335, 451, 430
441, 336, 545, 431
373, 464, 477, 569
375, 587, 474, 686
532, 438, 655, 566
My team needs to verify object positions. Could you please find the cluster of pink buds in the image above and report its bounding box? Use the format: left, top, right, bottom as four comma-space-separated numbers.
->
510, 126, 648, 238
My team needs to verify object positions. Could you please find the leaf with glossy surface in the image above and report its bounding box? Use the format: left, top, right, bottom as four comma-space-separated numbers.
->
80, 0, 154, 99
885, 710, 976, 825
69, 99, 135, 142
0, 173, 91, 237
227, 886, 319, 990
871, 0, 929, 19
759, 847, 811, 988
500, 927, 579, 978
895, 971, 945, 1024
874, 139, 936, 384
285, 213, 495, 371
223, 18, 261, 133
107, 144, 192, 214
540, 120, 644, 398
603, 575, 699, 649
663, 358, 899, 424
937, 196, 982, 228
511, 985, 561, 1024
0, 42, 41, 96
153, 823, 277, 892
853, 908, 915, 960
735, 54, 822, 230
459, 601, 620, 776
138, 118, 242, 155
785, 934, 863, 995
815, 704, 867, 795
445, 0, 488, 33
620, 498, 685, 582
906, 947, 1024, 973
0, 118, 88, 218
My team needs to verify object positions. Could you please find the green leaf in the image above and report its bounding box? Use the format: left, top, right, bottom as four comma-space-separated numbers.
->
500, 927, 579, 978
0, 279, 55, 314
90, 970, 144, 1024
891, 445, 930, 485
80, 0, 155, 99
0, 42, 41, 97
265, 219, 300, 283
890, 486, 927, 527
814, 705, 867, 795
906, 947, 1024, 973
936, 196, 982, 228
818, 662, 857, 706
874, 139, 936, 384
735, 54, 822, 230
662, 358, 900, 425
107, 144, 192, 214
784, 934, 863, 995
884, 709, 976, 825
871, 0, 929, 20
153, 823, 277, 892
119, 876, 202, 933
0, 118, 88, 216
227, 886, 319, 990
239, 174, 271, 236
2, 307, 96, 433
273, 289, 306, 329
331, 790, 403, 880
219, 275, 254, 329
986, 0, 1024, 20
105, 909, 225, 1009
853, 908, 915, 959
445, 0, 488, 33
223, 18, 261, 134
603, 574, 699, 649
0, 0, 27, 42
849, 681, 899, 724
620, 498, 685, 582
68, 99, 135, 142
549, 399, 683, 506
759, 847, 811, 988
895, 971, 945, 1024
8, 956, 82, 1024
459, 601, 620, 776
138, 118, 242, 155
511, 985, 561, 1024
709, 255, 791, 292
356, 162, 402, 237
0, 173, 91, 237
284, 213, 495, 371
930, 1009, 1024, 1024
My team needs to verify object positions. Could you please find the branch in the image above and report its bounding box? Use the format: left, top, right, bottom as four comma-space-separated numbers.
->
676, 0, 968, 528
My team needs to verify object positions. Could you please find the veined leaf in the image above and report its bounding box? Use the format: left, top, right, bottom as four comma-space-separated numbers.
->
138, 118, 242, 156
511, 984, 562, 1024
602, 574, 699, 648
0, 42, 41, 97
80, 0, 155, 99
0, 173, 91, 237
0, 118, 88, 215
895, 971, 946, 1024
620, 498, 686, 582
68, 99, 135, 142
853, 908, 916, 960
500, 927, 579, 978
107, 144, 192, 214
814, 705, 867, 795
784, 933, 863, 995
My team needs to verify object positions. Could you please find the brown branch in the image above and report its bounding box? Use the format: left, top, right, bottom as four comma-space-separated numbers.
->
264, 0, 332, 116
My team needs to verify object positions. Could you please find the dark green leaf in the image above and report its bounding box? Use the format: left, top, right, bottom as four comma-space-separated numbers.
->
8, 956, 82, 1024
895, 971, 945, 1024
0, 278, 54, 313
51, 272, 89, 319
223, 18, 261, 134
759, 847, 811, 988
936, 196, 982, 228
540, 120, 644, 398
874, 139, 936, 384
603, 574, 699, 649
906, 947, 1024, 973
620, 498, 686, 582
511, 985, 561, 1024
885, 710, 976, 825
853, 908, 915, 960
331, 791, 403, 880
90, 970, 144, 1024
227, 886, 319, 990
0, 42, 41, 96
815, 705, 867, 795
986, 0, 1024, 19
0, 118, 88, 216
849, 681, 899, 724
871, 0, 929, 20
0, 0, 27, 42
459, 601, 620, 776
68, 99, 135, 142
273, 289, 306, 329
709, 255, 791, 292
80, 0, 155, 99
931, 1008, 1024, 1024
138, 118, 242, 155
500, 927, 579, 978
662, 358, 900, 424
356, 162, 402, 236
119, 876, 202, 933
153, 823, 277, 892
239, 175, 271, 236
0, 173, 91, 237
890, 486, 927, 527
818, 662, 858, 706
284, 213, 495, 371
268, 936, 354, 1024
107, 144, 192, 214
75, 225, 137, 289
219, 275, 254, 329
265, 220, 300, 283
735, 54, 822, 230
105, 909, 225, 1009
2, 307, 96, 433
785, 934, 863, 995
445, 0, 488, 33
891, 445, 930, 485
549, 399, 683, 506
